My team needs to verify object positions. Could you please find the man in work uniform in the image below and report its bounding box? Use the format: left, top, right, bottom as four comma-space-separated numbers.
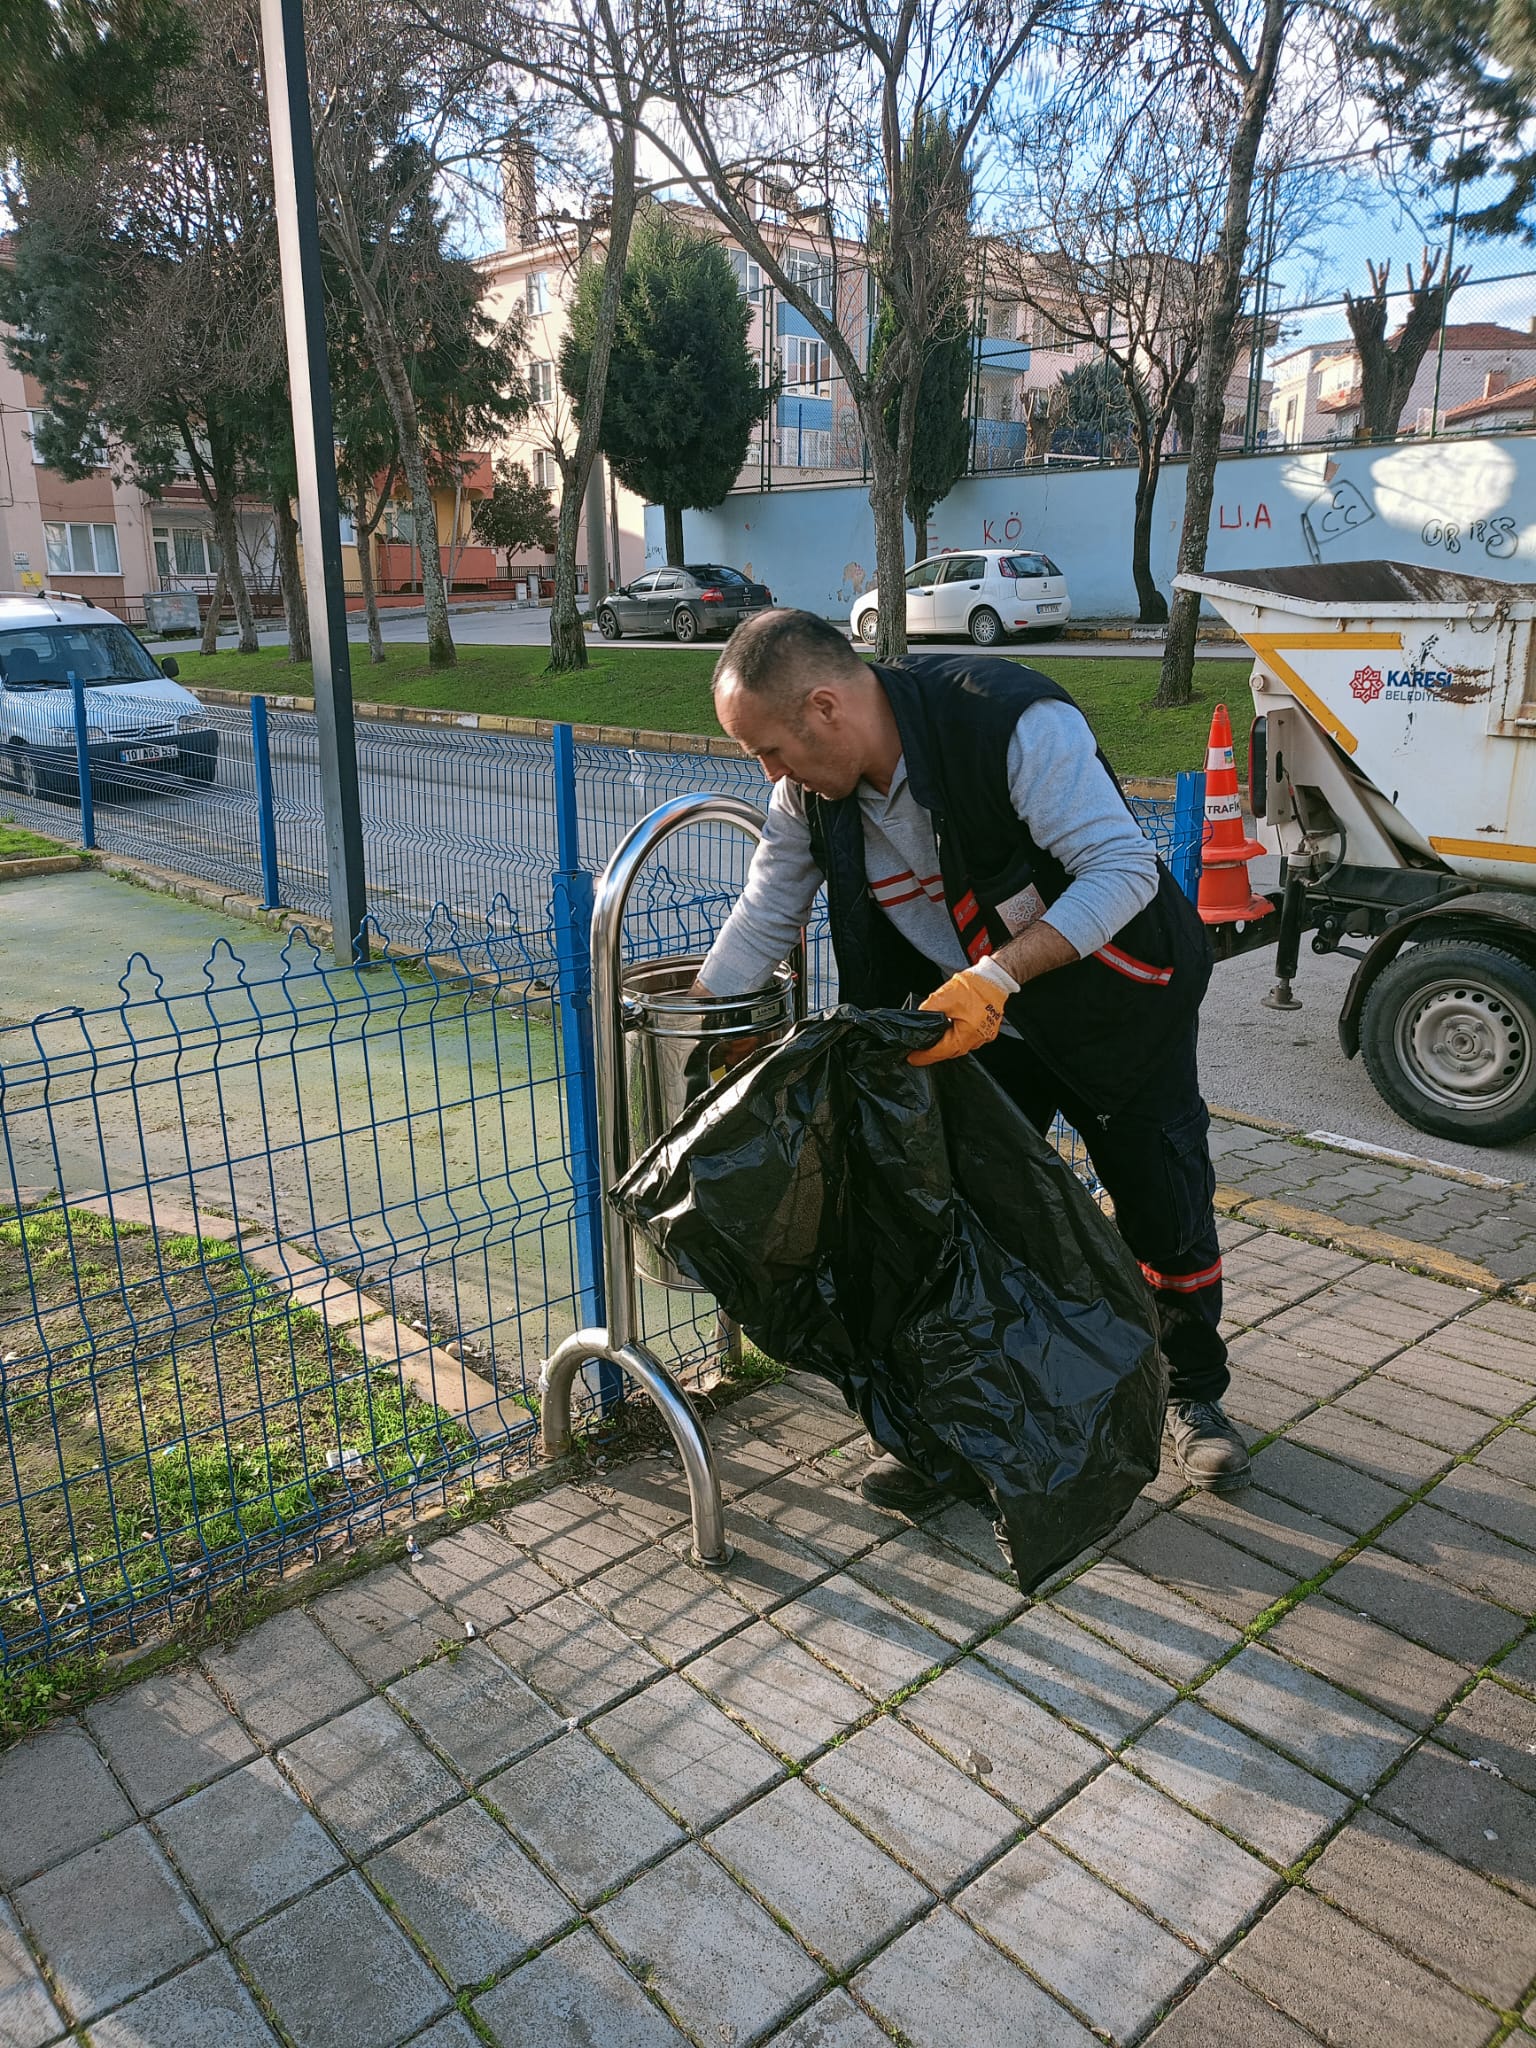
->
694, 606, 1248, 1504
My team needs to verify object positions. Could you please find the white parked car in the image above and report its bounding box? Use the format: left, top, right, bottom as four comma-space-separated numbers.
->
0, 590, 216, 800
849, 548, 1072, 648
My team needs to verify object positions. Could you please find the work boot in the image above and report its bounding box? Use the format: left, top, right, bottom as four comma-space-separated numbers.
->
1164, 1398, 1252, 1491
859, 1452, 951, 1513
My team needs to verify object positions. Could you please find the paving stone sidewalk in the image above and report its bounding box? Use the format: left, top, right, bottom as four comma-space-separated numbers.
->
5, 1214, 1536, 2047
1209, 1116, 1536, 1287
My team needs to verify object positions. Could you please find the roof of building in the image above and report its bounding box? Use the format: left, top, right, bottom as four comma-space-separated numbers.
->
1397, 322, 1536, 351
1443, 373, 1536, 424
1316, 385, 1362, 415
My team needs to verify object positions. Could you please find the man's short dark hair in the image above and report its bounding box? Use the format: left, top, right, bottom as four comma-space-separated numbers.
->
713, 607, 864, 708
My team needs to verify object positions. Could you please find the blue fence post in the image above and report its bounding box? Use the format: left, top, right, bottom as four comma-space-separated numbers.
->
250, 695, 281, 911
67, 670, 95, 851
550, 725, 617, 1403
1171, 769, 1206, 904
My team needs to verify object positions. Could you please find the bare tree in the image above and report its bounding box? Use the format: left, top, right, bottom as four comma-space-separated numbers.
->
1344, 248, 1470, 439
640, 0, 1065, 658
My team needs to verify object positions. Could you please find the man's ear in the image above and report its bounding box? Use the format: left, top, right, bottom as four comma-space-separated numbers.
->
804, 685, 841, 727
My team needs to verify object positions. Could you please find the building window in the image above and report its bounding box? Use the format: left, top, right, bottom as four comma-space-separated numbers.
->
26, 411, 108, 467
533, 449, 557, 490
784, 336, 832, 394
728, 248, 763, 300
529, 358, 556, 404
43, 521, 120, 576
986, 303, 1015, 339
785, 249, 834, 313
524, 270, 549, 316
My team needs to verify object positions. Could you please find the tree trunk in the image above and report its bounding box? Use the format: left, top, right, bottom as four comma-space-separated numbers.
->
663, 503, 685, 565
210, 490, 258, 654
199, 560, 227, 656
1131, 443, 1168, 625
868, 460, 910, 662
1157, 0, 1288, 709
548, 460, 588, 669
272, 492, 310, 662
353, 494, 386, 665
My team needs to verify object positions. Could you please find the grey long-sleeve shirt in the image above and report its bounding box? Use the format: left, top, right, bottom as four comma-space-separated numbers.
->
701, 699, 1159, 996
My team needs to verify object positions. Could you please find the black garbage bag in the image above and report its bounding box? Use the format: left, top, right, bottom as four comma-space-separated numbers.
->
613, 1005, 1168, 1592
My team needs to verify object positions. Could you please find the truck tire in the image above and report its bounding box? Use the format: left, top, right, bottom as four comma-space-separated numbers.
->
1360, 938, 1536, 1146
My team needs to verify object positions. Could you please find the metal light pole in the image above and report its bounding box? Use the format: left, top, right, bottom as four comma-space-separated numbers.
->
260, 0, 369, 964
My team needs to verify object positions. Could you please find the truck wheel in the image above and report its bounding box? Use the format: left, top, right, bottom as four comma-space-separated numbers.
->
1360, 939, 1536, 1145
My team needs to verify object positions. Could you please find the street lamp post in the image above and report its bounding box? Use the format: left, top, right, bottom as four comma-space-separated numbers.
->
259, 0, 368, 964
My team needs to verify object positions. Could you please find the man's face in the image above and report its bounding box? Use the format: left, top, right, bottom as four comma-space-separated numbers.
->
715, 677, 865, 798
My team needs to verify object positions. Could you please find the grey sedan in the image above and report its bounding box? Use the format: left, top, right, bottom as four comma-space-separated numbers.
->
594, 564, 773, 642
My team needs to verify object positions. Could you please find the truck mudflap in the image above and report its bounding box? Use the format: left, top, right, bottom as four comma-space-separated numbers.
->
1338, 890, 1536, 1056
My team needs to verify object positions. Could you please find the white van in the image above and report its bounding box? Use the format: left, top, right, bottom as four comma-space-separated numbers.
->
0, 590, 216, 799
850, 549, 1073, 647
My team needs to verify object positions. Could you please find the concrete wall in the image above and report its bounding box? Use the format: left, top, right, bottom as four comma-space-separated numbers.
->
647, 435, 1536, 620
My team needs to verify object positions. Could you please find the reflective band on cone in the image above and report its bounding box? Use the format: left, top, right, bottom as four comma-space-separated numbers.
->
1196, 702, 1274, 926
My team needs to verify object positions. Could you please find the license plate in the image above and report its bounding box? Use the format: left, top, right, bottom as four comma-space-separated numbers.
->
1036, 602, 1062, 614
121, 745, 176, 764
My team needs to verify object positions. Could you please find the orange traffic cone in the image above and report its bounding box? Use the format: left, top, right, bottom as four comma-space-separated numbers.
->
1197, 704, 1273, 925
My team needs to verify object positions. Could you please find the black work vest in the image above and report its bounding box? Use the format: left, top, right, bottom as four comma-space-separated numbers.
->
804, 653, 1211, 1109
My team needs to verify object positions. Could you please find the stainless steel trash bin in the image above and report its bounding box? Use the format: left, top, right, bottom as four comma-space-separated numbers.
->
620, 955, 797, 1287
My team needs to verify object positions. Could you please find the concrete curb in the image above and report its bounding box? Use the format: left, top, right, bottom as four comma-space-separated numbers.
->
0, 854, 90, 882
1214, 1184, 1528, 1296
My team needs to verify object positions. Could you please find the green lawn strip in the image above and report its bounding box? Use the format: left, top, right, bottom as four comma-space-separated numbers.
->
0, 1202, 469, 1663
181, 643, 1252, 780
0, 822, 72, 861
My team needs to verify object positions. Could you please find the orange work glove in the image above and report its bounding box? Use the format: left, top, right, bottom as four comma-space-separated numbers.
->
908, 957, 1018, 1066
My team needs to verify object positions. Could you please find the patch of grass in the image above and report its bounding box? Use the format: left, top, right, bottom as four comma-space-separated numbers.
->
0, 821, 70, 861
182, 642, 1252, 780
1, 1201, 470, 1664
0, 1652, 105, 1742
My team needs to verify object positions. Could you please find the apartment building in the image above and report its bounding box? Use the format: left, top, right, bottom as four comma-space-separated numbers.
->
1268, 320, 1536, 445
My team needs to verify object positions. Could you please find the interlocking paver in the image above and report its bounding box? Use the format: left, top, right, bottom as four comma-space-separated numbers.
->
1338, 1264, 1475, 1317
1263, 1304, 1406, 1369
1436, 1676, 1536, 1793
771, 1573, 951, 1699
481, 1731, 684, 1906
1322, 1548, 1522, 1666
852, 1906, 1094, 2048
1264, 1596, 1467, 1729
496, 1482, 654, 1584
1227, 1331, 1361, 1400
810, 1714, 1018, 1889
0, 1897, 63, 2048
1306, 1809, 1536, 2009
0, 1723, 134, 1887
1473, 1424, 1536, 1488
473, 1925, 688, 2047
1286, 1405, 1454, 1490
363, 1801, 572, 1987
897, 1659, 1103, 1818
235, 1871, 450, 2048
958, 1833, 1201, 2043
310, 1566, 458, 1685
1176, 1485, 1355, 1579
1126, 1698, 1351, 1861
154, 1756, 345, 1937
405, 1521, 563, 1629
1196, 1642, 1413, 1792
1223, 1367, 1314, 1435
737, 1464, 907, 1565
662, 1507, 829, 1614
1388, 1343, 1532, 1415
1378, 1499, 1536, 1611
1337, 1374, 1494, 1452
769, 1989, 894, 2047
86, 1668, 256, 1814
1113, 1509, 1296, 1626
84, 1951, 280, 2048
579, 1456, 692, 1533
281, 1696, 460, 1856
592, 1843, 826, 2047
1142, 1966, 1321, 2046
1051, 1558, 1238, 1683
578, 1544, 753, 1664
701, 1419, 798, 1498
977, 1603, 1177, 1744
709, 1778, 930, 1972
201, 1609, 369, 1746
1044, 1763, 1279, 1950
845, 1525, 1025, 1644
1446, 1298, 1536, 1370
589, 1672, 782, 1827
488, 1590, 665, 1718
387, 1639, 562, 1781
1246, 1438, 1404, 1533
14, 1826, 210, 2024
1430, 1463, 1536, 1549
1502, 1631, 1536, 1692
1378, 1741, 1536, 1904
404, 2018, 480, 2048
683, 1621, 869, 1761
1224, 1886, 1495, 2048
724, 1386, 860, 1458
918, 1499, 1014, 1576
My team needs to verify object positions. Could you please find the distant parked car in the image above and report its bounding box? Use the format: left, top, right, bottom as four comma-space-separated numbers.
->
849, 549, 1072, 647
595, 564, 773, 643
0, 590, 217, 799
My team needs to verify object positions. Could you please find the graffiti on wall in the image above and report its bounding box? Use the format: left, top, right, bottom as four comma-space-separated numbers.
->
1218, 502, 1272, 530
1421, 515, 1519, 560
981, 513, 1027, 546
1300, 472, 1375, 563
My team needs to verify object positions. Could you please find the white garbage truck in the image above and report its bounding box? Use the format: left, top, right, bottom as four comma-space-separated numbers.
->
1174, 561, 1536, 1147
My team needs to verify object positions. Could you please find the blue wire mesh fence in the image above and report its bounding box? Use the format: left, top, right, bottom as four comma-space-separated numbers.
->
0, 715, 1203, 1671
